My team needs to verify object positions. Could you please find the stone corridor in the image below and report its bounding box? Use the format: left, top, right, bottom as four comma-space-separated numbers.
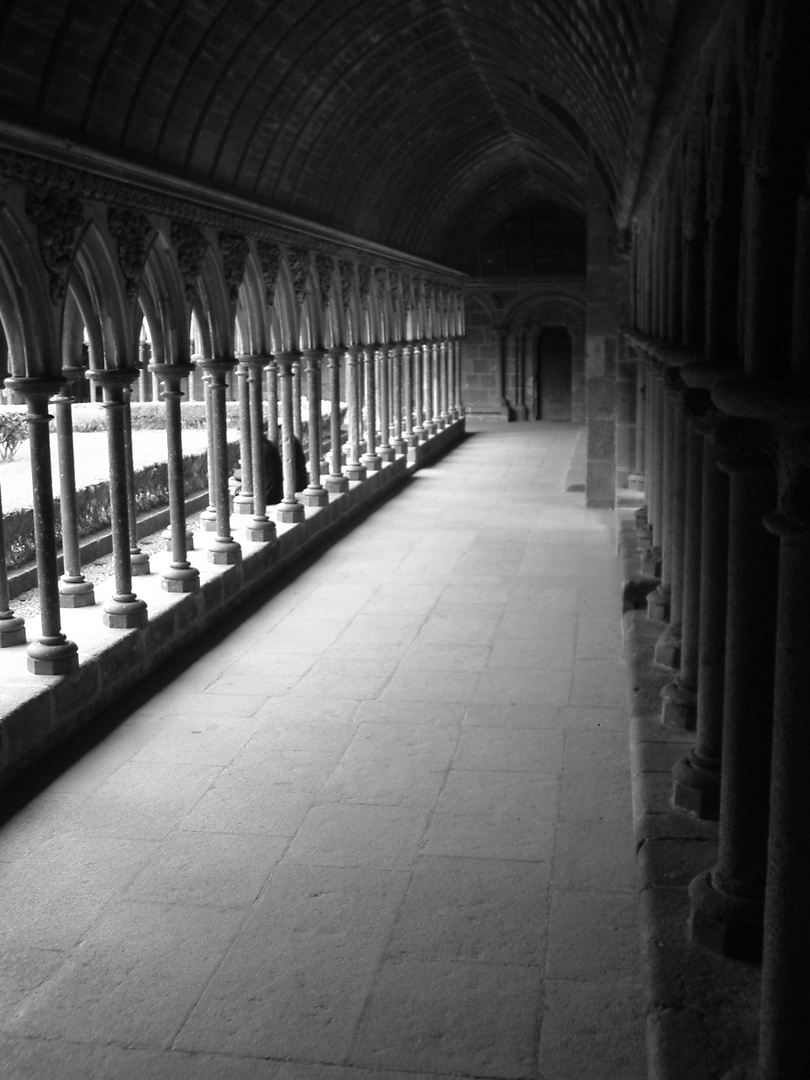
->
0, 424, 643, 1080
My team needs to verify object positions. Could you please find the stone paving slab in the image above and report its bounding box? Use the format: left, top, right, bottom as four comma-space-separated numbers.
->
0, 423, 645, 1080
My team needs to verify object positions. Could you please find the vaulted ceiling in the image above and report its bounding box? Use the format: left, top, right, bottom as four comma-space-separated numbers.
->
0, 0, 705, 269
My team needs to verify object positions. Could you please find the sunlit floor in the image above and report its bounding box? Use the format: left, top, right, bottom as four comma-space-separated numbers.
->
0, 423, 645, 1080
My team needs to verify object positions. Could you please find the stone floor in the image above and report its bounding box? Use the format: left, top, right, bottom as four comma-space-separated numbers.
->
0, 422, 645, 1080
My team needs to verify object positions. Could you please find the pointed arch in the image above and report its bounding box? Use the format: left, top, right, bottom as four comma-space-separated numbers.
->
0, 200, 60, 378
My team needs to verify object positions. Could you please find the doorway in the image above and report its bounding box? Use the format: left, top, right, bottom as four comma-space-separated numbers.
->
535, 326, 572, 420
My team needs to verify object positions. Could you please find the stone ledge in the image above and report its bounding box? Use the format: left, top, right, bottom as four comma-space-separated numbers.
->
619, 509, 761, 1080
0, 420, 465, 788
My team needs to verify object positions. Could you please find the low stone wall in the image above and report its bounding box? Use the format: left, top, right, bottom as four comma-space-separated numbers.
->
0, 420, 466, 789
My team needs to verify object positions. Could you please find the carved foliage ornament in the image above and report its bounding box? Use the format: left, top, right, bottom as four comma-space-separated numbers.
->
358, 264, 372, 306
108, 207, 153, 305
256, 239, 281, 308
766, 425, 810, 536
25, 188, 85, 305
220, 231, 249, 305
170, 220, 207, 304
315, 254, 333, 306
338, 259, 354, 313
287, 246, 310, 308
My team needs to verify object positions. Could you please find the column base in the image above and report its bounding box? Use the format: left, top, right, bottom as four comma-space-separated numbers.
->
244, 518, 277, 543
233, 494, 255, 515
672, 753, 721, 820
161, 564, 200, 593
207, 538, 242, 565
628, 473, 645, 491
325, 474, 349, 494
130, 552, 151, 577
361, 453, 382, 472
301, 485, 329, 508
689, 868, 764, 961
661, 678, 696, 729
199, 508, 218, 532
423, 422, 437, 437
59, 579, 96, 608
344, 463, 367, 482
654, 622, 681, 668
0, 615, 26, 648
277, 500, 305, 524
647, 584, 671, 622
163, 528, 194, 551
27, 635, 79, 675
641, 545, 662, 577
103, 595, 148, 629
378, 446, 396, 463
391, 438, 408, 455
721, 1063, 758, 1079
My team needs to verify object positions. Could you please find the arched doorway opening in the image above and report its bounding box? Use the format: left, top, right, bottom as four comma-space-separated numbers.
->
535, 326, 572, 420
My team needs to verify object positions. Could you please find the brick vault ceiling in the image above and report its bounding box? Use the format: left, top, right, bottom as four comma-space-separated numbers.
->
0, 0, 660, 267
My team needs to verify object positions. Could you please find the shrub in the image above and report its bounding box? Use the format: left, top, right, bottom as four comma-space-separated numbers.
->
0, 407, 28, 461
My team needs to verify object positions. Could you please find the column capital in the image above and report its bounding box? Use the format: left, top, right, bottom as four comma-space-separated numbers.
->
712, 415, 778, 475
195, 356, 238, 377
89, 367, 139, 389
5, 375, 67, 400
272, 349, 301, 368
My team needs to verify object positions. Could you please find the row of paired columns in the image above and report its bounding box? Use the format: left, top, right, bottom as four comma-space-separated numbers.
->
0, 337, 464, 676
629, 333, 810, 1080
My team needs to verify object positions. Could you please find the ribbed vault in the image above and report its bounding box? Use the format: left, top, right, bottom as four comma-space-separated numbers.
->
0, 0, 654, 267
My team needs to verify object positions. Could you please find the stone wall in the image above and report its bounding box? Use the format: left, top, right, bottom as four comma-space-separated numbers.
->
462, 279, 586, 422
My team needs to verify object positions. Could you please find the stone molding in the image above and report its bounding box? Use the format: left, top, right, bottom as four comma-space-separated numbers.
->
0, 146, 462, 293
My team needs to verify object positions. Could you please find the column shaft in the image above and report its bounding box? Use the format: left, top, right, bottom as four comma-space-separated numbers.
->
689, 436, 778, 960
52, 380, 94, 607
274, 351, 306, 522
156, 367, 200, 591
301, 349, 329, 506
324, 349, 349, 493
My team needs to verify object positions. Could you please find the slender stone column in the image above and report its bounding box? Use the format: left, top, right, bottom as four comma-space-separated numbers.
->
6, 378, 78, 671
0, 479, 26, 647
640, 361, 662, 573
152, 364, 200, 592
689, 417, 779, 961
241, 357, 277, 543
300, 348, 329, 507
195, 359, 242, 562
753, 431, 810, 1080
52, 369, 95, 607
361, 345, 382, 471
199, 373, 218, 532
672, 416, 728, 818
655, 372, 687, 666
138, 339, 150, 401
233, 361, 254, 515
343, 346, 366, 481
423, 342, 437, 436
412, 341, 425, 441
323, 348, 349, 494
274, 351, 306, 521
401, 343, 416, 448
93, 370, 149, 628
662, 396, 703, 728
629, 360, 645, 490
431, 340, 443, 428
292, 354, 303, 442
647, 369, 675, 617
455, 337, 464, 419
391, 343, 407, 454
123, 388, 150, 576
439, 340, 450, 425
377, 343, 395, 462
266, 357, 279, 446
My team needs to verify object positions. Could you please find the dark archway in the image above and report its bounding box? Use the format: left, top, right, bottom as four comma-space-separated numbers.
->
534, 325, 572, 420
